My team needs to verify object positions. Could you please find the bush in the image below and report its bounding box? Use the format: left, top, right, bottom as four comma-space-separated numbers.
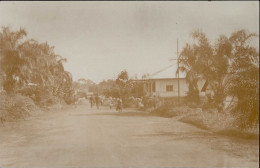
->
215, 129, 259, 140
187, 102, 202, 109
185, 84, 201, 105
64, 96, 76, 105
150, 104, 192, 118
0, 93, 37, 122
123, 98, 136, 108
179, 115, 209, 130
151, 104, 235, 131
35, 93, 61, 107
230, 95, 259, 129
202, 102, 214, 111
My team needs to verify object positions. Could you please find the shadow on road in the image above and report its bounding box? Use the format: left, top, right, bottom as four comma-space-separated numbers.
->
133, 131, 216, 140
71, 111, 153, 118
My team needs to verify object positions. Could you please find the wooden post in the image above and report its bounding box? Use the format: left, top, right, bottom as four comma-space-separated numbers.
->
177, 39, 180, 105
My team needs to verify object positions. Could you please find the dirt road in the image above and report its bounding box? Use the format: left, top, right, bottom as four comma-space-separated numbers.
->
0, 101, 258, 167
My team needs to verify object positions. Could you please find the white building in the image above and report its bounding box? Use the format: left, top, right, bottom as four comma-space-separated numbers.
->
144, 65, 205, 98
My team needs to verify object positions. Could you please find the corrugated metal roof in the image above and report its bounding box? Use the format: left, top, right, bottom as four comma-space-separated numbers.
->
148, 64, 186, 79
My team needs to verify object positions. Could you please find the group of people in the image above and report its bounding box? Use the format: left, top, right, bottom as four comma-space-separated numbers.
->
89, 95, 123, 112
87, 95, 160, 112
107, 97, 123, 112
129, 96, 160, 110
89, 95, 103, 109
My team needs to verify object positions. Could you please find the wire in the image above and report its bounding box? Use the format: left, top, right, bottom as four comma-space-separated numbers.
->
150, 63, 177, 77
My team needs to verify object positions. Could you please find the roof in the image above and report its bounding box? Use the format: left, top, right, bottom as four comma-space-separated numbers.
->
201, 80, 208, 92
148, 64, 186, 80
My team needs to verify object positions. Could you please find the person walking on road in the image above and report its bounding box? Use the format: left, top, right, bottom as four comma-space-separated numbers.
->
89, 96, 94, 108
95, 95, 100, 109
116, 98, 122, 113
109, 97, 113, 109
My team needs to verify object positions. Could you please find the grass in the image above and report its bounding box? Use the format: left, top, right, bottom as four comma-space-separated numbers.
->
150, 105, 192, 118
151, 104, 259, 139
179, 115, 209, 130
215, 129, 259, 140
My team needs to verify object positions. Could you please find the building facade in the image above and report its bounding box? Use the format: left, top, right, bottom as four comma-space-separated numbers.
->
143, 65, 206, 98
144, 78, 205, 98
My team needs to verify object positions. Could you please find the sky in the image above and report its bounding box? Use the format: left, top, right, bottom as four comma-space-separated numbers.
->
0, 1, 259, 83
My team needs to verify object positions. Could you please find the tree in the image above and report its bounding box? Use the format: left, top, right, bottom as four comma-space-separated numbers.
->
179, 30, 234, 111
207, 35, 233, 111
179, 29, 259, 127
116, 70, 128, 98
179, 31, 213, 105
0, 27, 27, 93
115, 70, 134, 102
0, 26, 74, 105
116, 70, 129, 88
131, 81, 144, 98
227, 30, 259, 128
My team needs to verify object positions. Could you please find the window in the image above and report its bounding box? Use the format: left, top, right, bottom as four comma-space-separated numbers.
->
166, 85, 173, 92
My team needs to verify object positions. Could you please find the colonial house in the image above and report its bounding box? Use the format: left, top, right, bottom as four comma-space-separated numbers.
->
143, 65, 206, 98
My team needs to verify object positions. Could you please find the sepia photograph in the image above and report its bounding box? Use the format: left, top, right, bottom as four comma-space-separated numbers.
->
0, 1, 259, 167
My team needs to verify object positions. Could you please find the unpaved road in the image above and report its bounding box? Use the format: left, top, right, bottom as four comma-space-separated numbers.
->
0, 102, 259, 167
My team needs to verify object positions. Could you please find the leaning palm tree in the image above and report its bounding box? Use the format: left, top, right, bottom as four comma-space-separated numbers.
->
0, 26, 27, 93
178, 30, 213, 105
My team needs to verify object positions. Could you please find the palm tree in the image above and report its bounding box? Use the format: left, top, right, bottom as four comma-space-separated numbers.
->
227, 30, 259, 128
0, 27, 74, 105
179, 30, 236, 111
208, 35, 232, 111
0, 26, 27, 93
178, 30, 213, 105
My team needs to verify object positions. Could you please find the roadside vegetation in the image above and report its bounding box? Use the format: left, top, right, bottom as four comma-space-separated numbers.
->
151, 104, 258, 138
0, 26, 258, 135
0, 27, 75, 123
0, 27, 145, 124
88, 70, 145, 108
152, 29, 259, 135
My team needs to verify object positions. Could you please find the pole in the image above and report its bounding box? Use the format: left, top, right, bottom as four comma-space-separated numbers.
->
169, 40, 181, 105
177, 39, 180, 105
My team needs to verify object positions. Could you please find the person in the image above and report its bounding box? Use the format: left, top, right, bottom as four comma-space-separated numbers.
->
153, 96, 157, 109
95, 95, 99, 109
116, 98, 122, 112
74, 97, 79, 108
100, 96, 103, 106
143, 96, 148, 109
89, 96, 94, 108
109, 97, 113, 109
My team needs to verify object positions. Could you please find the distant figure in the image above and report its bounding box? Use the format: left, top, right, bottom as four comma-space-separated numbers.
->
116, 98, 122, 112
143, 97, 148, 109
109, 97, 113, 109
74, 98, 79, 108
89, 96, 94, 108
153, 96, 157, 109
100, 96, 103, 106
95, 95, 100, 109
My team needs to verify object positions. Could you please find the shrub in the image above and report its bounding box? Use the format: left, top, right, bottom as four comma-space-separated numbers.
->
0, 93, 37, 122
64, 96, 76, 105
179, 115, 209, 130
123, 98, 136, 108
215, 129, 259, 140
151, 104, 177, 118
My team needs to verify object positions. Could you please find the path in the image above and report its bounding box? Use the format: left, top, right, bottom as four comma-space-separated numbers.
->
0, 101, 258, 167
